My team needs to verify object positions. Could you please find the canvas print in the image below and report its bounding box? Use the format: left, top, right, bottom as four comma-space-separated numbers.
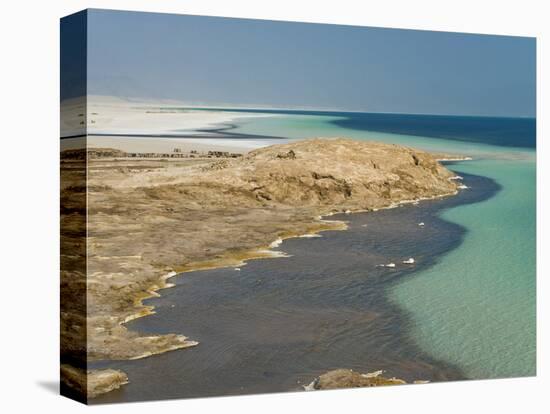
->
60, 9, 536, 404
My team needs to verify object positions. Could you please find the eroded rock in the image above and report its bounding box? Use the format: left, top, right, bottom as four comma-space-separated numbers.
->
307, 369, 408, 390
60, 364, 129, 399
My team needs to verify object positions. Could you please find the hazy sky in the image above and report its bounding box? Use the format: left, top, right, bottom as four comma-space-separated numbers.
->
85, 9, 536, 117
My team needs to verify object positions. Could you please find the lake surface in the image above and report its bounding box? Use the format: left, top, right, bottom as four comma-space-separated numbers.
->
234, 110, 536, 380
91, 110, 536, 403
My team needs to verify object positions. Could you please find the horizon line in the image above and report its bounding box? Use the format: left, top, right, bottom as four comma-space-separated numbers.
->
67, 95, 536, 120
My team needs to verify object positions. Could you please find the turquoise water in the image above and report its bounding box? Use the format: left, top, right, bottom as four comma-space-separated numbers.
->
392, 158, 536, 379
232, 112, 536, 379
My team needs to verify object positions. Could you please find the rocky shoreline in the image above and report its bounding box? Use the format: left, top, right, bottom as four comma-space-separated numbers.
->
61, 138, 461, 399
305, 369, 410, 390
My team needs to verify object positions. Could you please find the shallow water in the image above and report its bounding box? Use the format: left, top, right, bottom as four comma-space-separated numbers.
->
390, 158, 536, 379
234, 111, 537, 380
92, 172, 499, 403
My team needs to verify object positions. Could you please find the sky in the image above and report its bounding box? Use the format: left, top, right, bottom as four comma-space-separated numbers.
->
77, 9, 535, 117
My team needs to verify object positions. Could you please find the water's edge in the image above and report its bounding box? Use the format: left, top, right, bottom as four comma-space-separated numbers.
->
90, 168, 500, 403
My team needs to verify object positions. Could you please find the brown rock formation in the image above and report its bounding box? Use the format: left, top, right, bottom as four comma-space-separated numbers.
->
61, 364, 128, 400
308, 369, 408, 390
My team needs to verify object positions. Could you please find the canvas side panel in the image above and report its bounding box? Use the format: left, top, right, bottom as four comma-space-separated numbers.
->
60, 9, 88, 404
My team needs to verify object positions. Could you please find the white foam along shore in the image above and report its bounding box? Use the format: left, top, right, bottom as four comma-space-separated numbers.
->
61, 95, 280, 153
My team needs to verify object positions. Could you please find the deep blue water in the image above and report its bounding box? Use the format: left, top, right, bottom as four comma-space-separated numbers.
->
188, 108, 536, 148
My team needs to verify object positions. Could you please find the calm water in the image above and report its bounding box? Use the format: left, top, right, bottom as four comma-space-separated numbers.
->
194, 108, 536, 149
92, 111, 536, 402
233, 110, 537, 379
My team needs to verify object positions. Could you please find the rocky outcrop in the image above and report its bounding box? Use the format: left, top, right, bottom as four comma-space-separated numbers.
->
210, 138, 457, 209
306, 369, 408, 390
60, 365, 128, 400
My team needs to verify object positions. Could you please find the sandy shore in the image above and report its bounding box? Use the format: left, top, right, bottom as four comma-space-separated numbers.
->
61, 95, 277, 138
61, 95, 282, 155
60, 138, 461, 399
